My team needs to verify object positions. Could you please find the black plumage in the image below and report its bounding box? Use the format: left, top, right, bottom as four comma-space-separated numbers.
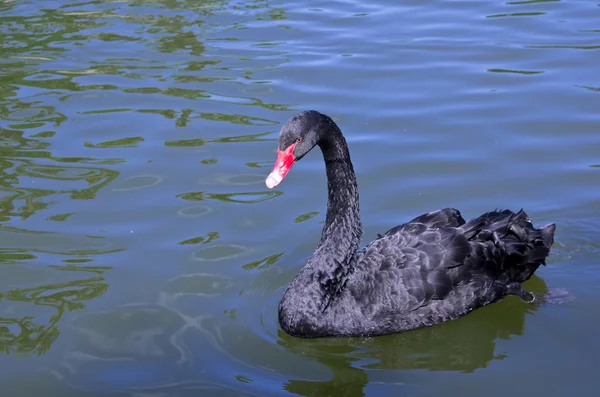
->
268, 110, 556, 338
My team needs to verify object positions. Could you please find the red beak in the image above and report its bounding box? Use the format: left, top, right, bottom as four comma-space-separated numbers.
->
265, 143, 296, 189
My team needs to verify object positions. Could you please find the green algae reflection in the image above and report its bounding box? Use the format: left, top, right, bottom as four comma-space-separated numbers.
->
0, 275, 109, 356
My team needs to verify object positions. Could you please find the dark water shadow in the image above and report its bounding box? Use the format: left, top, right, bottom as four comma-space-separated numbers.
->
281, 348, 368, 397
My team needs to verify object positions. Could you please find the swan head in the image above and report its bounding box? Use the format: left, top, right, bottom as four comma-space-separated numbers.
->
266, 110, 323, 189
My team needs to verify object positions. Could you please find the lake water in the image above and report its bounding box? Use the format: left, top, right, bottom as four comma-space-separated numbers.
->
1, 0, 599, 396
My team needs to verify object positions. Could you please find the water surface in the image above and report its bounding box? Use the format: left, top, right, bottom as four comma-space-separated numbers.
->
1, 0, 600, 396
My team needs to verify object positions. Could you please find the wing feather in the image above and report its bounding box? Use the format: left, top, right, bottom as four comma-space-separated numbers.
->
351, 213, 474, 313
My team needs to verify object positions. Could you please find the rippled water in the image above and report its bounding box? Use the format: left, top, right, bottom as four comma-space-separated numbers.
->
1, 0, 599, 396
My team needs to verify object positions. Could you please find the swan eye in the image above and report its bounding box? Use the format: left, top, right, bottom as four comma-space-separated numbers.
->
296, 137, 302, 143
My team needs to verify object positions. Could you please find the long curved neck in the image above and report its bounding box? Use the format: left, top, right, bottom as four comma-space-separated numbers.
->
292, 119, 363, 297
315, 124, 363, 265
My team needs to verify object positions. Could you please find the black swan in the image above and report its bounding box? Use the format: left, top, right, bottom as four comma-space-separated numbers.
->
265, 110, 556, 338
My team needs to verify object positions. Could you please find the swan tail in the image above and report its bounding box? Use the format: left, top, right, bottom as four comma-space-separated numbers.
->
463, 209, 556, 283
